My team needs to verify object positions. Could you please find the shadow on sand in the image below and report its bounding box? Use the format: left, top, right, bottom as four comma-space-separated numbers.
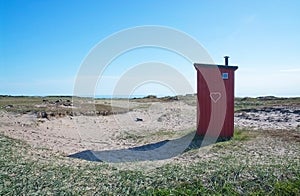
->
68, 131, 230, 163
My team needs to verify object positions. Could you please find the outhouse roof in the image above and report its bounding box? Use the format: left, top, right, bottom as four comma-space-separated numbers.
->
194, 63, 238, 70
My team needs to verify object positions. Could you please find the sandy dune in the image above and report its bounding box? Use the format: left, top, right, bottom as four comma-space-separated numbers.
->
0, 100, 299, 159
0, 101, 196, 155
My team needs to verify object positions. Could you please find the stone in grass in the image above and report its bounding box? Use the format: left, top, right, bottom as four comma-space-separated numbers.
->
5, 105, 13, 109
37, 111, 49, 119
135, 118, 143, 122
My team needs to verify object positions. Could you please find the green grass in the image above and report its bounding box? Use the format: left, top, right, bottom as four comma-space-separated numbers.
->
1, 95, 300, 194
1, 95, 299, 116
208, 129, 253, 152
0, 96, 129, 116
273, 179, 300, 195
234, 97, 300, 111
233, 128, 253, 141
1, 134, 299, 195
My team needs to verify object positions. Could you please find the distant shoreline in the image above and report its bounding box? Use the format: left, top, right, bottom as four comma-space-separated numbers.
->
0, 94, 299, 99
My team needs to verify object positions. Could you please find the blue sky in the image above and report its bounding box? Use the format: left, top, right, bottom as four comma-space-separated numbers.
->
1, 0, 300, 97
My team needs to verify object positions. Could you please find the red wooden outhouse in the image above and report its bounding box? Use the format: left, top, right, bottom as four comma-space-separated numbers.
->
194, 57, 238, 138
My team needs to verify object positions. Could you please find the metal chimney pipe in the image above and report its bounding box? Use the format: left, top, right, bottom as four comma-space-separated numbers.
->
224, 56, 230, 66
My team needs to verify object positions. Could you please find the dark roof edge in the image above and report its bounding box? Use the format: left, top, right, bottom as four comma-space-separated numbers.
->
194, 63, 238, 70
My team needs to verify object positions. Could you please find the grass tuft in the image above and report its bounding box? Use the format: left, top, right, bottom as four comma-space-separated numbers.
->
233, 128, 252, 141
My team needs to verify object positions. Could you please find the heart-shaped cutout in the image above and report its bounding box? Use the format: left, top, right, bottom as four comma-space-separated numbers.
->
210, 92, 221, 103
